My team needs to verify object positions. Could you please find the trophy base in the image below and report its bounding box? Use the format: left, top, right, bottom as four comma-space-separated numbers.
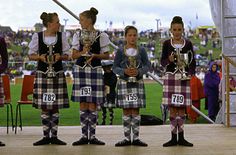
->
81, 54, 92, 57
180, 75, 191, 81
47, 72, 57, 78
128, 77, 137, 83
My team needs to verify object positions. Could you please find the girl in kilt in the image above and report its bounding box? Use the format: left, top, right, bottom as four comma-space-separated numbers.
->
161, 16, 196, 147
28, 12, 70, 146
71, 7, 110, 145
0, 37, 8, 147
113, 26, 151, 147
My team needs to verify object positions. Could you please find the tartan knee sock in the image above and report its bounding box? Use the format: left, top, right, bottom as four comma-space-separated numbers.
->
131, 115, 141, 140
41, 112, 50, 138
88, 110, 97, 139
170, 116, 178, 134
177, 116, 185, 133
102, 107, 107, 124
109, 108, 114, 125
80, 110, 89, 138
50, 112, 59, 138
123, 115, 131, 141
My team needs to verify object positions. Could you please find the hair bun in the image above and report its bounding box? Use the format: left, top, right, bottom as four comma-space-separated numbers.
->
90, 7, 98, 15
40, 12, 47, 20
172, 16, 182, 23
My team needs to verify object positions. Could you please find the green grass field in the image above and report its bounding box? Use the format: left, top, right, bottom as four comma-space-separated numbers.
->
0, 83, 209, 127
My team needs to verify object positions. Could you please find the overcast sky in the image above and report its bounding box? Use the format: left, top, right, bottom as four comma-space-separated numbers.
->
0, 0, 214, 31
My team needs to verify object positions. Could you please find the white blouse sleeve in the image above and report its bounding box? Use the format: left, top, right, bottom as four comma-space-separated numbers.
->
99, 32, 110, 53
28, 33, 38, 55
71, 31, 81, 51
62, 32, 71, 56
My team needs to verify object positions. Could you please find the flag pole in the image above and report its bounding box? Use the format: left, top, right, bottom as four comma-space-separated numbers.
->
52, 0, 80, 21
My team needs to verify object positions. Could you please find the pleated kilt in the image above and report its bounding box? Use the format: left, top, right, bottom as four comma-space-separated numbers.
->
33, 71, 69, 110
116, 79, 146, 109
0, 76, 4, 107
71, 65, 105, 109
162, 72, 191, 107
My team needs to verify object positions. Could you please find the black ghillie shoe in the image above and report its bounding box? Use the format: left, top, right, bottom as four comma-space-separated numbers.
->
72, 137, 89, 146
178, 132, 193, 147
115, 139, 131, 147
50, 137, 67, 145
89, 137, 105, 145
178, 139, 193, 147
33, 137, 50, 146
163, 139, 178, 147
163, 133, 177, 147
0, 141, 5, 147
132, 139, 148, 147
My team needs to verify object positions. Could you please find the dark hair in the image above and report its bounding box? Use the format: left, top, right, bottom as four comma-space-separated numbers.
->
124, 25, 138, 36
80, 7, 98, 25
40, 12, 58, 27
171, 16, 184, 28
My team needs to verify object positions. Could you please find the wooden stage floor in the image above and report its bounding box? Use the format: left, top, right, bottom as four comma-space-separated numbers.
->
0, 124, 236, 155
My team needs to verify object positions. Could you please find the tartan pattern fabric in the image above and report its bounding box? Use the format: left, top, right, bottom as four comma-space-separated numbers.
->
162, 73, 191, 107
51, 112, 59, 137
170, 117, 178, 134
0, 76, 4, 107
108, 109, 114, 125
88, 110, 97, 139
71, 65, 105, 107
116, 80, 146, 109
132, 115, 141, 140
33, 71, 69, 110
123, 115, 131, 141
41, 112, 50, 137
80, 110, 89, 138
170, 116, 185, 134
177, 116, 185, 133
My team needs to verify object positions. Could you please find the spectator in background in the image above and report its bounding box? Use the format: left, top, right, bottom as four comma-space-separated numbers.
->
229, 76, 236, 91
196, 67, 206, 84
100, 60, 117, 125
204, 62, 221, 122
0, 37, 8, 147
187, 75, 205, 123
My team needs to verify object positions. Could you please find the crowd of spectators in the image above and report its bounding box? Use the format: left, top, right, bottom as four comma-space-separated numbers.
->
0, 25, 221, 83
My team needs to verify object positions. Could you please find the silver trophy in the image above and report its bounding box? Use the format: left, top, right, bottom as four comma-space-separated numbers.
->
125, 48, 139, 83
80, 29, 98, 62
175, 48, 193, 80
45, 45, 57, 78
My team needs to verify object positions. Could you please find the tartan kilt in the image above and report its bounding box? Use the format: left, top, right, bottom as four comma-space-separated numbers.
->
116, 79, 146, 109
162, 72, 191, 107
0, 76, 4, 107
33, 71, 69, 110
71, 65, 105, 109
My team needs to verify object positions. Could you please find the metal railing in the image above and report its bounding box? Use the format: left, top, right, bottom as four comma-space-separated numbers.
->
222, 54, 236, 127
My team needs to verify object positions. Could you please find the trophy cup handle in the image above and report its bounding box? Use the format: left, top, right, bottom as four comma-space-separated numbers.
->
187, 50, 193, 66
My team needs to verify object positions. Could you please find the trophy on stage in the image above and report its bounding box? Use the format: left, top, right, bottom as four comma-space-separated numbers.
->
175, 48, 193, 80
80, 29, 98, 62
45, 45, 56, 78
125, 48, 139, 83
